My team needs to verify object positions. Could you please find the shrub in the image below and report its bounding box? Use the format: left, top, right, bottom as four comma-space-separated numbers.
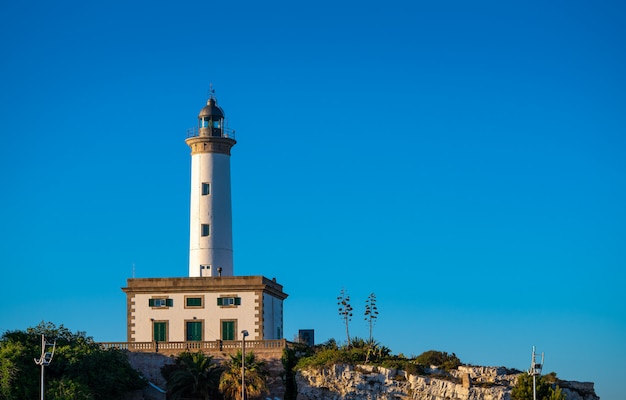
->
380, 357, 425, 376
296, 348, 353, 370
415, 350, 461, 371
511, 373, 565, 400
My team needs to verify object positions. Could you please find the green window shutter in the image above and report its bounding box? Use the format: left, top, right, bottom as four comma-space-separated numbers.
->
235, 297, 241, 305
186, 321, 202, 341
217, 298, 223, 306
166, 299, 173, 307
149, 299, 155, 307
153, 322, 166, 342
187, 297, 202, 307
222, 321, 235, 340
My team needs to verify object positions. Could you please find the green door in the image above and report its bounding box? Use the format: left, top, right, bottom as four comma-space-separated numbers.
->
186, 321, 202, 341
221, 320, 235, 341
153, 322, 167, 342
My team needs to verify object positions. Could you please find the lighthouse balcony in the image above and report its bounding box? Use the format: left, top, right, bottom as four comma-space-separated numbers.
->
187, 126, 236, 140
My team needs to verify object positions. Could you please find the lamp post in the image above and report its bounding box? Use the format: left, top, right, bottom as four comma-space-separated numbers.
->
241, 330, 249, 400
33, 334, 56, 400
528, 346, 544, 400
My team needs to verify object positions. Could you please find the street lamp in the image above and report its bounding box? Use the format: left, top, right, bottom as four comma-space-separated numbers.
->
241, 330, 249, 400
34, 334, 56, 400
528, 346, 544, 400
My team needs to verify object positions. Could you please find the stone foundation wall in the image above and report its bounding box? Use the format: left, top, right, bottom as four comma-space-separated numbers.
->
125, 349, 286, 399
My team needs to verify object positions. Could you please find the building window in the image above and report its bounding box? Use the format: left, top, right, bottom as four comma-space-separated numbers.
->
217, 297, 241, 307
221, 320, 236, 341
186, 321, 203, 342
153, 321, 167, 342
185, 296, 204, 308
149, 298, 173, 308
200, 265, 210, 277
201, 224, 210, 237
202, 183, 210, 195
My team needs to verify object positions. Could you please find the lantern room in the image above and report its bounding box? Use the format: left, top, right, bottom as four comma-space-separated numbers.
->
198, 96, 225, 137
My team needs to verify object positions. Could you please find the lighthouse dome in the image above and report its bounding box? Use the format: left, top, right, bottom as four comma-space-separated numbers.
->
198, 98, 224, 119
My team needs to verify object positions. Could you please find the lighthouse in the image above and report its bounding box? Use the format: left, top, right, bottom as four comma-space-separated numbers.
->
185, 93, 236, 277
122, 91, 287, 345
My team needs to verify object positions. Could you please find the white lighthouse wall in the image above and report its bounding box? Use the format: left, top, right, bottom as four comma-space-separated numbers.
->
263, 293, 284, 340
189, 151, 234, 277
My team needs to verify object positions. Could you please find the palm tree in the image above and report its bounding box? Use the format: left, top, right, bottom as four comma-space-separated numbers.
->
164, 351, 222, 400
219, 350, 268, 400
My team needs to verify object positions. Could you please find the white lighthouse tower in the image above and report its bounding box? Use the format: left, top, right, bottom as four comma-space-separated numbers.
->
185, 93, 236, 277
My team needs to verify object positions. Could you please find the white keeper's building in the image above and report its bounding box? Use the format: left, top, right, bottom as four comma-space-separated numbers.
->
122, 93, 288, 344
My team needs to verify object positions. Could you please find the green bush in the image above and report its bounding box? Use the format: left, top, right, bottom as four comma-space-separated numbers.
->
414, 350, 461, 371
380, 358, 424, 376
511, 373, 565, 400
293, 339, 464, 379
296, 348, 354, 369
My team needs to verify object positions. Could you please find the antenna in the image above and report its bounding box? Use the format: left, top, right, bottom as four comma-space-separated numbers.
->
208, 83, 216, 100
34, 334, 56, 400
528, 346, 544, 400
132, 262, 136, 279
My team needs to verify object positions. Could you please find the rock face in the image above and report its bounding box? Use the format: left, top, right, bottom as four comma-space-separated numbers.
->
558, 381, 600, 400
295, 364, 599, 400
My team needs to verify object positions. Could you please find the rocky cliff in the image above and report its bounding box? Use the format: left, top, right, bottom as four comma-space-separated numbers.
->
124, 352, 599, 400
295, 364, 599, 400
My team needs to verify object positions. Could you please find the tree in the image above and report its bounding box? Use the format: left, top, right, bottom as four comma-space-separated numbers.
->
47, 378, 92, 400
364, 293, 378, 343
281, 347, 299, 400
162, 351, 222, 400
0, 339, 28, 399
511, 373, 565, 400
219, 350, 268, 400
337, 288, 353, 346
0, 322, 145, 400
546, 385, 566, 400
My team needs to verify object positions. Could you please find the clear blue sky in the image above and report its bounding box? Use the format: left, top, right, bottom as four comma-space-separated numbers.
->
1, 0, 624, 398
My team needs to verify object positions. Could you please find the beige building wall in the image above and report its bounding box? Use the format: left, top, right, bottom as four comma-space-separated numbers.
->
123, 276, 287, 343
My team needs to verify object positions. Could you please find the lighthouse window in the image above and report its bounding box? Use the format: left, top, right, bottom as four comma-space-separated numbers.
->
201, 224, 210, 237
202, 183, 210, 195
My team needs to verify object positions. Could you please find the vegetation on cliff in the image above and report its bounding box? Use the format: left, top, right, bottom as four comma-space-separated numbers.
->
294, 338, 459, 375
512, 373, 566, 400
293, 338, 570, 400
0, 322, 145, 400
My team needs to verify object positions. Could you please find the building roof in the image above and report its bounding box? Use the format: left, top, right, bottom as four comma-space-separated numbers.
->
198, 97, 224, 119
122, 275, 288, 300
